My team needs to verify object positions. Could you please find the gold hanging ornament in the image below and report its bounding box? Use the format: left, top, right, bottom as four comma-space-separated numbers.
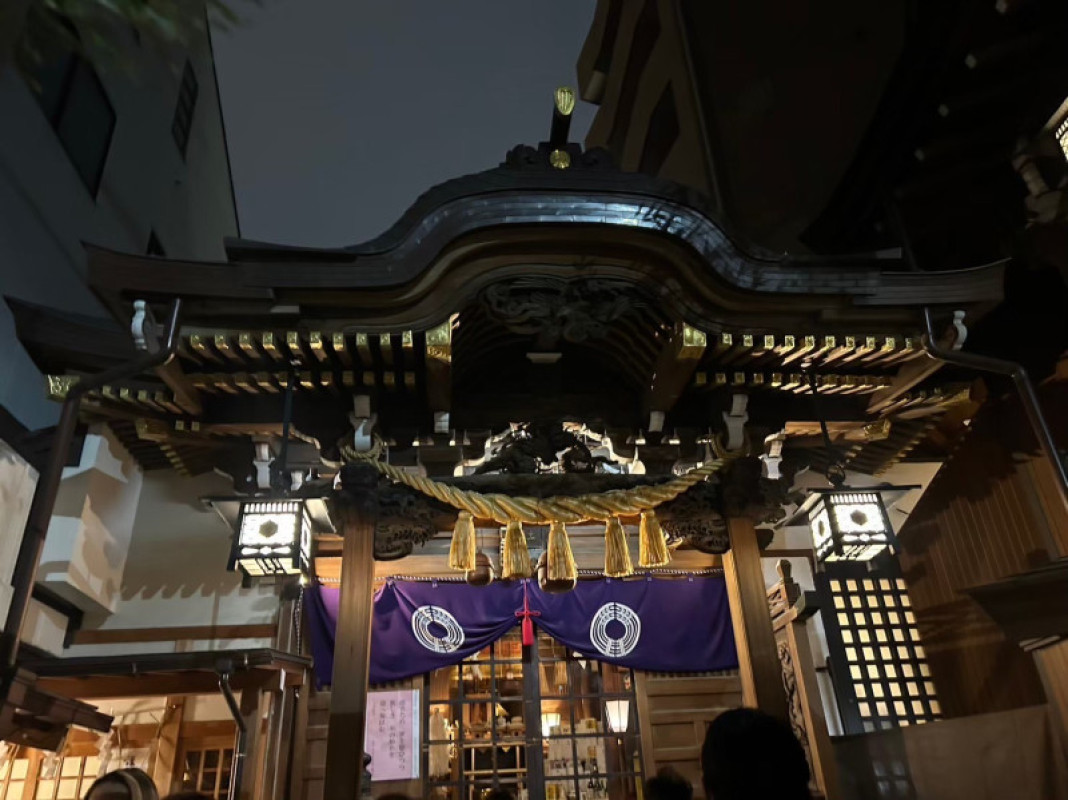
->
639, 510, 671, 568
544, 520, 577, 587
603, 516, 633, 577
501, 519, 532, 579
449, 511, 477, 572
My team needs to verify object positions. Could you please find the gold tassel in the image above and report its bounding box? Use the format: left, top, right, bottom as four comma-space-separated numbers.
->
448, 511, 476, 571
545, 520, 577, 582
501, 519, 532, 579
639, 510, 671, 568
604, 516, 633, 577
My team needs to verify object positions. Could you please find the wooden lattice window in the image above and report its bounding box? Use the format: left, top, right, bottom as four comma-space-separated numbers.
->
0, 755, 29, 800
178, 746, 233, 800
819, 564, 941, 734
34, 756, 100, 800
422, 627, 644, 800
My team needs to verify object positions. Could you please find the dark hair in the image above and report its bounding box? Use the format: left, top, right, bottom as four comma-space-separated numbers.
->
646, 766, 693, 800
701, 708, 810, 800
83, 769, 159, 800
483, 789, 515, 800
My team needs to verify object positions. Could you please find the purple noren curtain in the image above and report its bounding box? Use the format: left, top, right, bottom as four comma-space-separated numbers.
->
308, 576, 737, 686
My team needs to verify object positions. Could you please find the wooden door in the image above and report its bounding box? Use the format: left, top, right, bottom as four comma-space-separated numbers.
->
634, 672, 742, 798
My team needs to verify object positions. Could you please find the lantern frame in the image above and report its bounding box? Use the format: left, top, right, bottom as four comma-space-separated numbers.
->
228, 498, 312, 578
605, 699, 630, 733
799, 488, 899, 563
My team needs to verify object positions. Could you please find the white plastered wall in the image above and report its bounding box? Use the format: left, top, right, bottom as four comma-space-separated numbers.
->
38, 425, 144, 616
65, 469, 279, 658
0, 437, 38, 622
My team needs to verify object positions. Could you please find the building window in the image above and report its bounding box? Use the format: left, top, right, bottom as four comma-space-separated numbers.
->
422, 627, 644, 800
18, 12, 115, 197
0, 753, 29, 800
172, 60, 199, 158
1056, 116, 1068, 163
819, 566, 941, 734
34, 756, 100, 800
178, 746, 234, 800
146, 230, 166, 256
638, 84, 679, 177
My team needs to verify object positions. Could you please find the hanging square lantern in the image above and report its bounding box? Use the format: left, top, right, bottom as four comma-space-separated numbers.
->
805, 489, 896, 563
605, 699, 630, 734
229, 499, 311, 578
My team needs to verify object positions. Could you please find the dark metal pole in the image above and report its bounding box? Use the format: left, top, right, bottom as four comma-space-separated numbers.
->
219, 668, 248, 800
0, 299, 183, 672
271, 361, 298, 494
887, 198, 1067, 554
808, 372, 845, 487
921, 306, 1068, 550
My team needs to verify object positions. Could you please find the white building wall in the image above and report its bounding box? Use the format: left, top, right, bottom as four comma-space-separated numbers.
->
66, 470, 280, 659
38, 424, 144, 616
0, 7, 238, 430
0, 437, 38, 622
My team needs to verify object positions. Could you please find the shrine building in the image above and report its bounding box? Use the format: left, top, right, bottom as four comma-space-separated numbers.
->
2, 3, 1068, 799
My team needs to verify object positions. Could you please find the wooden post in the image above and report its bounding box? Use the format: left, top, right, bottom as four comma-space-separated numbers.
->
151, 697, 184, 795
239, 687, 268, 800
288, 679, 311, 800
323, 465, 378, 800
722, 516, 788, 720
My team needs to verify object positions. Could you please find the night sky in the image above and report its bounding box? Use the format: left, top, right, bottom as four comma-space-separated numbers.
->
211, 0, 596, 247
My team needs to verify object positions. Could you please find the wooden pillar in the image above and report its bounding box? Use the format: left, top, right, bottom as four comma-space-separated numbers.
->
288, 679, 311, 800
239, 686, 268, 800
151, 697, 184, 795
781, 613, 841, 799
722, 516, 788, 721
323, 465, 378, 800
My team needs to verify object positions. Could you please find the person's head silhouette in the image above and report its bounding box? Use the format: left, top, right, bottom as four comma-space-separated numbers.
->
701, 708, 810, 800
646, 766, 693, 800
82, 768, 158, 800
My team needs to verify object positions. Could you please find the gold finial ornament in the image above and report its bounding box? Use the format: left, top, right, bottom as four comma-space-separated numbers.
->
46, 374, 79, 401
554, 86, 576, 116
549, 149, 571, 170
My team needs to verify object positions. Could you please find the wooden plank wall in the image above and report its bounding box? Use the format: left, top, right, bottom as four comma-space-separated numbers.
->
634, 672, 742, 798
833, 705, 1068, 800
897, 371, 1068, 717
301, 680, 423, 800
302, 688, 330, 800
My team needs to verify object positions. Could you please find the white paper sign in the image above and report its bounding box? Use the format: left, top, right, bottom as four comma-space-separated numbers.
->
365, 689, 420, 781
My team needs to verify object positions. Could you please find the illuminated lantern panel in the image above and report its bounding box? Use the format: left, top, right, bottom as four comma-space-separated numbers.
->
229, 499, 311, 578
808, 491, 895, 562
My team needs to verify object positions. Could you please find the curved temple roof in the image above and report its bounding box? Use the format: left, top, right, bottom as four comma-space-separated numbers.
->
84, 144, 1003, 333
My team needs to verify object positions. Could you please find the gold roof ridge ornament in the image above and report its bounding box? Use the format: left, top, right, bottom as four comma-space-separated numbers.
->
554, 86, 576, 117
549, 85, 576, 170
